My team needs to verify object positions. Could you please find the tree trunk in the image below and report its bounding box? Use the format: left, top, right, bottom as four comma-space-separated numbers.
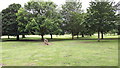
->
98, 31, 100, 42
72, 35, 74, 39
22, 35, 25, 38
117, 32, 120, 35
16, 35, 19, 40
101, 31, 104, 39
90, 34, 92, 36
72, 33, 74, 40
8, 35, 10, 39
77, 34, 79, 39
82, 34, 84, 37
50, 34, 53, 39
41, 35, 44, 40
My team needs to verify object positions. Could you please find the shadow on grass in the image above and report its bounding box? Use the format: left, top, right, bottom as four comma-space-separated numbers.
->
1, 37, 118, 42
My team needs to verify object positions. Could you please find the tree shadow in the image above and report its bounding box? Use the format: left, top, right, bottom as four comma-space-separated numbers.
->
1, 37, 119, 42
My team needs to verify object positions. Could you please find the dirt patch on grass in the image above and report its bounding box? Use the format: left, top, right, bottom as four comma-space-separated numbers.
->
41, 43, 52, 46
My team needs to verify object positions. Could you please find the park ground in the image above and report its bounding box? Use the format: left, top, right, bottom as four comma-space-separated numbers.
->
0, 34, 119, 66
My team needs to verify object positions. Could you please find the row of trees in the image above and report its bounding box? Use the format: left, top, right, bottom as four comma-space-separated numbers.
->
1, 0, 119, 42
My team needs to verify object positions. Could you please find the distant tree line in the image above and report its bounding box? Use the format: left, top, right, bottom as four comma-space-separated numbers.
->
1, 0, 119, 42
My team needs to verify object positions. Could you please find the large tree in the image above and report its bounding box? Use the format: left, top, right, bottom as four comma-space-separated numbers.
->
2, 3, 21, 40
117, 14, 120, 35
83, 13, 96, 37
24, 1, 59, 40
0, 13, 2, 39
47, 13, 63, 39
16, 8, 32, 38
61, 0, 83, 39
87, 0, 116, 42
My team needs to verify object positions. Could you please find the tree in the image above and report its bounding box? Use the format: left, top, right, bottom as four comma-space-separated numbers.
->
61, 0, 83, 39
71, 12, 85, 38
0, 13, 2, 39
83, 13, 96, 37
47, 11, 63, 39
87, 0, 116, 42
116, 14, 120, 35
2, 3, 21, 40
16, 8, 32, 38
25, 1, 58, 40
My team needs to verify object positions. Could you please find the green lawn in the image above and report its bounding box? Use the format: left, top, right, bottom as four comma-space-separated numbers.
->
1, 35, 118, 66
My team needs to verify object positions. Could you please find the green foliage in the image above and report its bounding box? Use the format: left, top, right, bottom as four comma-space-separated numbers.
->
16, 8, 31, 35
61, 0, 83, 39
87, 0, 117, 41
116, 14, 120, 35
0, 13, 2, 38
83, 13, 96, 35
24, 1, 63, 39
87, 0, 116, 32
2, 3, 21, 36
1, 0, 119, 41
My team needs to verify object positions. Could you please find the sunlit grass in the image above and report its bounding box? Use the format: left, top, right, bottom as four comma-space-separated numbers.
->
1, 35, 119, 66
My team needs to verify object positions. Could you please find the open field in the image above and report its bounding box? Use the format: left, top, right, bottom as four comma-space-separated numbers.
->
0, 35, 119, 66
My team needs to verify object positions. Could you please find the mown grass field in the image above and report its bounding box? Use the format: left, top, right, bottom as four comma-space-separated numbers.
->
0, 35, 119, 66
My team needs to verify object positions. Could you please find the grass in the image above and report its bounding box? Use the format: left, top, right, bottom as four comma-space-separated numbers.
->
0, 35, 119, 66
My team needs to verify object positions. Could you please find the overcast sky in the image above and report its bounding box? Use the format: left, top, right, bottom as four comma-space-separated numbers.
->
0, 0, 119, 12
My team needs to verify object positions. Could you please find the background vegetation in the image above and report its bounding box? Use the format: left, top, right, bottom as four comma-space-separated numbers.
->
1, 0, 119, 42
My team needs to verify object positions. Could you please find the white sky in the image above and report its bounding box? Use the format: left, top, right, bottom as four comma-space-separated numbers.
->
0, 0, 119, 12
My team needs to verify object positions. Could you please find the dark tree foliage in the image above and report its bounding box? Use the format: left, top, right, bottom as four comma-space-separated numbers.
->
24, 1, 62, 40
87, 0, 116, 42
61, 0, 83, 39
2, 3, 21, 40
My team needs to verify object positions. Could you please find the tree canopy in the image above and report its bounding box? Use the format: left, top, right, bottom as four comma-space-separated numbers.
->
1, 0, 118, 41
87, 0, 116, 41
2, 3, 21, 40
61, 0, 83, 39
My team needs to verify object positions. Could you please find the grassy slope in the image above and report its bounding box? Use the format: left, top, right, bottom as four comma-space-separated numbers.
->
1, 35, 119, 66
